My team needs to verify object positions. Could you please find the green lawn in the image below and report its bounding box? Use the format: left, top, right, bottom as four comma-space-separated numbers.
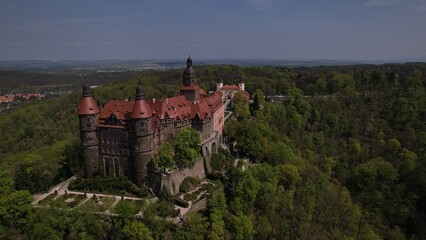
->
52, 194, 87, 209
77, 196, 117, 213
38, 192, 58, 206
39, 193, 87, 209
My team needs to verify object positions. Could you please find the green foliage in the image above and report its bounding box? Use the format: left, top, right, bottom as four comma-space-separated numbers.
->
182, 212, 209, 239
208, 208, 225, 240
155, 142, 175, 170
276, 164, 301, 189
146, 201, 180, 218
174, 128, 201, 167
0, 171, 14, 196
232, 91, 250, 119
77, 196, 116, 213
69, 176, 148, 197
179, 177, 200, 193
228, 212, 254, 240
123, 221, 154, 240
253, 89, 265, 111
210, 149, 235, 171
1, 63, 426, 239
0, 190, 33, 229
114, 200, 139, 219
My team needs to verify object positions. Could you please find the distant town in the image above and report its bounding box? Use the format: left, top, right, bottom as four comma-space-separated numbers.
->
0, 93, 46, 111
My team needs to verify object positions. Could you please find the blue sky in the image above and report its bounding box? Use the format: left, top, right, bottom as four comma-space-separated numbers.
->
0, 0, 425, 61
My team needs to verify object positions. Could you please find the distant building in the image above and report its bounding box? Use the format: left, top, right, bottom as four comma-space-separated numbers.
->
217, 78, 250, 102
78, 57, 229, 189
0, 95, 14, 103
0, 93, 45, 104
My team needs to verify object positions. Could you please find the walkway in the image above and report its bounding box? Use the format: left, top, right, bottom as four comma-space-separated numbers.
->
32, 175, 145, 205
32, 175, 77, 204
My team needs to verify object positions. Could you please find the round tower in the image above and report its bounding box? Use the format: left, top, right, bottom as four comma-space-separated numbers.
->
238, 78, 245, 91
131, 83, 154, 185
78, 82, 100, 177
216, 77, 223, 91
180, 56, 200, 101
183, 56, 198, 86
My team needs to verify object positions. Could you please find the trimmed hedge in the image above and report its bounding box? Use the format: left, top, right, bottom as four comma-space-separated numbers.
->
69, 176, 148, 197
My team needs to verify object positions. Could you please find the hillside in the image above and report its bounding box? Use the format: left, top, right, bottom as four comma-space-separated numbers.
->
0, 63, 425, 239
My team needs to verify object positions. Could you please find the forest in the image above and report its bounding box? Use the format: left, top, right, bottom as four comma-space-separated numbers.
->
0, 62, 425, 239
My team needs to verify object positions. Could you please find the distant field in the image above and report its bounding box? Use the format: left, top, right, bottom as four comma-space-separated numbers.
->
0, 70, 142, 90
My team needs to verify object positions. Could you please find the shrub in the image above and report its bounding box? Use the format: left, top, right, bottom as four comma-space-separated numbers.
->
179, 177, 200, 193
68, 176, 148, 197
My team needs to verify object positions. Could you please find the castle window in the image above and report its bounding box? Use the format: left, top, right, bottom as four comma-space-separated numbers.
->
114, 158, 120, 177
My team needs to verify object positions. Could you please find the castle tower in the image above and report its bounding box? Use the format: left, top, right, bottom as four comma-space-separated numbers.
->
131, 83, 154, 185
180, 56, 200, 101
78, 82, 100, 177
238, 78, 245, 91
216, 77, 223, 91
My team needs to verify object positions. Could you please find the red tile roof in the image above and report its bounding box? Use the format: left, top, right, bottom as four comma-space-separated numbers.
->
220, 85, 240, 91
78, 96, 101, 115
0, 95, 14, 103
97, 89, 223, 123
99, 100, 133, 119
131, 99, 152, 119
180, 84, 200, 91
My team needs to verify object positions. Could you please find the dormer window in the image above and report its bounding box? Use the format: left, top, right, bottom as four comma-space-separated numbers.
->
106, 113, 121, 125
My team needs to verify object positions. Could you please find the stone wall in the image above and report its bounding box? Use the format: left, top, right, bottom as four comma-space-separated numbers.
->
164, 157, 206, 195
148, 156, 208, 195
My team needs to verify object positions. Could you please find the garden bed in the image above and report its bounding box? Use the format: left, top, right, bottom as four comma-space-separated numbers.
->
77, 196, 116, 213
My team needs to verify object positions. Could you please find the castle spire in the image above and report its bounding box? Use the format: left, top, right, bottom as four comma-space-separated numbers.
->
83, 77, 92, 97
78, 78, 100, 115
131, 83, 152, 119
183, 56, 196, 86
135, 81, 144, 100
186, 55, 192, 67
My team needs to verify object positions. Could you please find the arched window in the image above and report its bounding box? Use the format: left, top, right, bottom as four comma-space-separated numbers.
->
103, 156, 109, 176
114, 158, 120, 177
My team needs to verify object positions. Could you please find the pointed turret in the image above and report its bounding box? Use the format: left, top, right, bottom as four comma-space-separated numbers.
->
131, 83, 152, 119
78, 82, 100, 115
131, 83, 154, 186
78, 80, 100, 178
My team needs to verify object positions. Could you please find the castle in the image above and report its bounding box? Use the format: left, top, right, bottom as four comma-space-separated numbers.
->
78, 57, 248, 190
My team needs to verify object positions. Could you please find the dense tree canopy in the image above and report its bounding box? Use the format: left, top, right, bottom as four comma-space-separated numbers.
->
0, 63, 425, 239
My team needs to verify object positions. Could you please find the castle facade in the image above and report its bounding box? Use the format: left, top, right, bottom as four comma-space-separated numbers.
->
78, 57, 226, 186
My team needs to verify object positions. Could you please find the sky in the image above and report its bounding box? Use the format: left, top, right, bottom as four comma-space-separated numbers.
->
0, 0, 425, 61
